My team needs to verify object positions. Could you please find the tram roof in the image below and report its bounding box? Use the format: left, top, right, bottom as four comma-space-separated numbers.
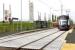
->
59, 15, 69, 19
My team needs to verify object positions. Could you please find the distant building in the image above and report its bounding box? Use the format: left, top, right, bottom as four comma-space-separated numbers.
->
38, 12, 41, 21
3, 4, 12, 23
29, 0, 34, 22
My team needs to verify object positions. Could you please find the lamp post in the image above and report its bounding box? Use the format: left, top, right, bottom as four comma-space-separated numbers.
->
66, 9, 70, 16
59, 0, 63, 15
21, 0, 22, 31
49, 8, 52, 21
3, 3, 4, 22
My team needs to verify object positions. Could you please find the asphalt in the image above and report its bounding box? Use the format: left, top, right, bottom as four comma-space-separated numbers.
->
65, 29, 75, 43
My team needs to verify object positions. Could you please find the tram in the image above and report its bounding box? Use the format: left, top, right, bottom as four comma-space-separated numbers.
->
58, 15, 70, 30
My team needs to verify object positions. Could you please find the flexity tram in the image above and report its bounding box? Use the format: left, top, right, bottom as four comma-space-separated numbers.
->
58, 15, 71, 30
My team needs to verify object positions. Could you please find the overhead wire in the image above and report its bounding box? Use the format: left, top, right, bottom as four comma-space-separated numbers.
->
37, 0, 51, 8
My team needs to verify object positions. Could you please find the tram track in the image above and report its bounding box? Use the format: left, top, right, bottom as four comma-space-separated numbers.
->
16, 30, 60, 50
18, 31, 65, 50
0, 28, 60, 50
0, 28, 69, 50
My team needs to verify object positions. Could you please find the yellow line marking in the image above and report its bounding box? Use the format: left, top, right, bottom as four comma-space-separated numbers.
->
61, 28, 74, 50
62, 43, 75, 50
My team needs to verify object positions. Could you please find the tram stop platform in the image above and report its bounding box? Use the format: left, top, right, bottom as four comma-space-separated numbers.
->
62, 29, 75, 50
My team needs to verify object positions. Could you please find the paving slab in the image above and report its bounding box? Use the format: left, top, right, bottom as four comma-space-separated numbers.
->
0, 28, 58, 50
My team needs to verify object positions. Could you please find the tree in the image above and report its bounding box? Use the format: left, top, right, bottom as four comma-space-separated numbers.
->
52, 14, 54, 22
